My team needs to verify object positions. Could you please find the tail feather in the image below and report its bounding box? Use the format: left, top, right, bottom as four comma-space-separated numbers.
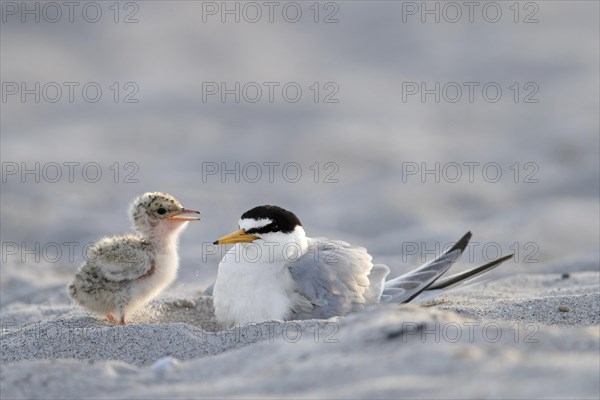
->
365, 264, 391, 303
381, 232, 472, 304
447, 231, 472, 254
426, 254, 513, 291
381, 232, 511, 305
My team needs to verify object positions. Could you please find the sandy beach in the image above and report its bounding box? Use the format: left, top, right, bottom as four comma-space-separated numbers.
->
1, 255, 599, 399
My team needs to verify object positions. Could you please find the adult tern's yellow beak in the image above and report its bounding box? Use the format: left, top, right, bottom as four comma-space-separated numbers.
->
213, 229, 259, 245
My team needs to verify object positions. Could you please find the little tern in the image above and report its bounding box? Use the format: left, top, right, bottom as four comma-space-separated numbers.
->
68, 192, 200, 325
208, 205, 512, 326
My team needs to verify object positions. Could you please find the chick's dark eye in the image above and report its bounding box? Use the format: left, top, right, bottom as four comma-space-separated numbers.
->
157, 208, 166, 215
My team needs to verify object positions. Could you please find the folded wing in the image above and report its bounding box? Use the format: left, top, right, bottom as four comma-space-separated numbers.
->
288, 237, 388, 320
87, 237, 154, 282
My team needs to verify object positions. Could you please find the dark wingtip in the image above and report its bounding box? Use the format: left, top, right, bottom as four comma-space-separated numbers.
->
447, 231, 472, 254
426, 252, 514, 291
497, 253, 514, 263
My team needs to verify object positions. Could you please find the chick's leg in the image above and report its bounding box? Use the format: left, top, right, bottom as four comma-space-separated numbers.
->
115, 304, 127, 325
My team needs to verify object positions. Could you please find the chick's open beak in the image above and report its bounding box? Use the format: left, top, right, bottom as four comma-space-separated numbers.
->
213, 229, 259, 245
168, 208, 201, 221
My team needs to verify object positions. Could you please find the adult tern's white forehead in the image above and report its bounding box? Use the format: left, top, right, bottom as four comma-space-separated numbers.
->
239, 218, 273, 231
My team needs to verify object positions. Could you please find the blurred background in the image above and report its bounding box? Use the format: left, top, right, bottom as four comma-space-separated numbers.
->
1, 1, 598, 297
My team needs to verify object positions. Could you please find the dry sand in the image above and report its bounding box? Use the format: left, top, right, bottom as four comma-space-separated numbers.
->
1, 259, 599, 399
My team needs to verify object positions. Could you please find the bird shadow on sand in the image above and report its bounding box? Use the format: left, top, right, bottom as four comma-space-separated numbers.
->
58, 295, 219, 328
139, 295, 217, 327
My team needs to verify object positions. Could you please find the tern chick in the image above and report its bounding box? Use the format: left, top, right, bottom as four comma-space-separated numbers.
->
68, 192, 200, 325
208, 205, 512, 326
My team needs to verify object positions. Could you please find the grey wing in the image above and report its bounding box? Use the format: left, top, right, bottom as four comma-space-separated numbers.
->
380, 232, 471, 304
412, 253, 514, 303
204, 283, 215, 296
89, 241, 153, 282
288, 238, 389, 320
